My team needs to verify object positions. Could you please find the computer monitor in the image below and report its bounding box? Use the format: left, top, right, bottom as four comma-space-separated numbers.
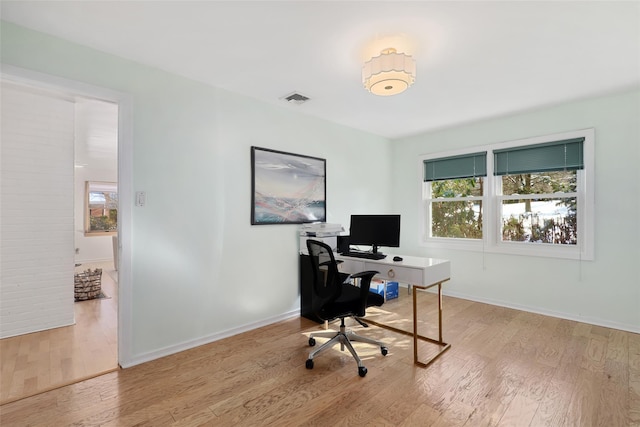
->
348, 214, 401, 256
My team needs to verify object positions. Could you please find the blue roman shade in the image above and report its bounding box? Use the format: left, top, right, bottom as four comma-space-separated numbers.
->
494, 138, 584, 176
423, 152, 487, 182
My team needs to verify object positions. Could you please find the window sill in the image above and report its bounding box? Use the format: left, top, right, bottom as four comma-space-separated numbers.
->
422, 239, 592, 261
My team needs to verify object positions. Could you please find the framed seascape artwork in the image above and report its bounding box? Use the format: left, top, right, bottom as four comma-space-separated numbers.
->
251, 146, 326, 225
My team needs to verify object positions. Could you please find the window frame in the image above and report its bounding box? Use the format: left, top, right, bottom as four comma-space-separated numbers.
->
419, 129, 594, 260
424, 177, 485, 245
84, 181, 118, 237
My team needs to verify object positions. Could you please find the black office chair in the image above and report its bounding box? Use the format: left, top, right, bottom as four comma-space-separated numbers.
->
305, 239, 388, 377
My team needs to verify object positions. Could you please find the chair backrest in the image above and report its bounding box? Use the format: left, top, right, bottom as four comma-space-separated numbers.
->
306, 239, 343, 301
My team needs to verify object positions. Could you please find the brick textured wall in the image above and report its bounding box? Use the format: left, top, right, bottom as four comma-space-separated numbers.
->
1, 83, 75, 338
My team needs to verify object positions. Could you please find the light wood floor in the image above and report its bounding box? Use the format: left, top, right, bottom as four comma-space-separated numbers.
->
1, 289, 638, 426
0, 261, 118, 405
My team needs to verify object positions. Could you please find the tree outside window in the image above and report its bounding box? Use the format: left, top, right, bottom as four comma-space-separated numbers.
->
500, 171, 577, 245
430, 178, 483, 239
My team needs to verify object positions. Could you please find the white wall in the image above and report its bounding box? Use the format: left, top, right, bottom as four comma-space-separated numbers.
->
391, 88, 640, 333
126, 73, 393, 359
1, 22, 392, 364
0, 82, 75, 338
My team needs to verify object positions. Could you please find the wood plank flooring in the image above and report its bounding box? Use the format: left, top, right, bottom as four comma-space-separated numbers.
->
0, 262, 118, 405
1, 289, 638, 426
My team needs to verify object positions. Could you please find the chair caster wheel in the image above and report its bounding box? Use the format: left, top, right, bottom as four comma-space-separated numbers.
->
381, 347, 388, 356
358, 366, 367, 377
306, 359, 314, 369
308, 337, 316, 346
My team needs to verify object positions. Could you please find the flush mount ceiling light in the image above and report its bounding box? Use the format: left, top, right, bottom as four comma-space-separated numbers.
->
362, 47, 416, 96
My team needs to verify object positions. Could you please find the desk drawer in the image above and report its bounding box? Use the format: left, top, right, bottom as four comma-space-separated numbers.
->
338, 259, 424, 285
367, 263, 423, 284
336, 254, 450, 287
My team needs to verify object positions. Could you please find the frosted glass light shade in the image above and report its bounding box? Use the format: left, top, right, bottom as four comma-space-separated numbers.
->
362, 48, 416, 96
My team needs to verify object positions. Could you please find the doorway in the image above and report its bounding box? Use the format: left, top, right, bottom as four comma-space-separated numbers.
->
0, 68, 132, 403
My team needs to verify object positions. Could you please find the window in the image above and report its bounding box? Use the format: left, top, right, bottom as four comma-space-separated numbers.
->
424, 152, 486, 240
499, 171, 577, 244
420, 129, 594, 260
85, 181, 118, 235
495, 138, 583, 246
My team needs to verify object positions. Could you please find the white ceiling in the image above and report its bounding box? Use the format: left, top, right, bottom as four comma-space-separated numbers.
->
74, 98, 118, 170
2, 1, 639, 139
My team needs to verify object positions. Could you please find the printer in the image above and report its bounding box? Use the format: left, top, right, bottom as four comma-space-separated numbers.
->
299, 223, 344, 255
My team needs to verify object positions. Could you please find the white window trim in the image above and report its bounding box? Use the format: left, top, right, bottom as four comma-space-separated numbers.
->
419, 128, 594, 260
84, 180, 118, 236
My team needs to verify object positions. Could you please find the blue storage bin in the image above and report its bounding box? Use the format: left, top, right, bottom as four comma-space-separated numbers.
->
369, 281, 399, 300
386, 281, 399, 300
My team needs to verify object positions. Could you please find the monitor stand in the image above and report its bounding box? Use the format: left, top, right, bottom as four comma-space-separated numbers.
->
368, 252, 386, 260
369, 245, 386, 260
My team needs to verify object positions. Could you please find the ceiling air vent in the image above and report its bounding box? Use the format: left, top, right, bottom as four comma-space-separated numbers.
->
281, 92, 310, 105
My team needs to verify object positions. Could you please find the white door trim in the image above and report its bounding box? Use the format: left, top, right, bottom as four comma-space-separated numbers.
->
1, 64, 134, 367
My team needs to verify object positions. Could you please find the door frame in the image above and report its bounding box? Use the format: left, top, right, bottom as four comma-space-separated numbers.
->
1, 64, 133, 366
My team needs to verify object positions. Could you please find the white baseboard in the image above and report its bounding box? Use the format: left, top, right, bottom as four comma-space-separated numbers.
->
75, 258, 113, 265
119, 309, 300, 368
442, 289, 640, 334
120, 287, 638, 369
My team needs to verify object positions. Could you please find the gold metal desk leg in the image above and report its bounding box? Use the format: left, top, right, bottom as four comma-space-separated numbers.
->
438, 283, 443, 343
413, 281, 451, 367
365, 280, 451, 368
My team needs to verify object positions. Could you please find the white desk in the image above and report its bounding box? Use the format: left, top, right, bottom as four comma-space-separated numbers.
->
335, 253, 451, 367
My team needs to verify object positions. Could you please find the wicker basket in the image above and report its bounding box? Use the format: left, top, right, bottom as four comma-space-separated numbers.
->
74, 268, 102, 301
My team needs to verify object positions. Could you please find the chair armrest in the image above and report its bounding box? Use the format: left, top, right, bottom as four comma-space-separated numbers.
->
350, 271, 379, 295
320, 260, 343, 267
350, 270, 379, 281
348, 271, 381, 316
339, 268, 375, 285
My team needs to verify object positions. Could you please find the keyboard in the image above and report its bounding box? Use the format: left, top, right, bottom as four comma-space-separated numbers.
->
342, 251, 386, 260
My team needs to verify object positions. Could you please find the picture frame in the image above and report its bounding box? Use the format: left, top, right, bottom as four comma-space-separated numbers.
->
251, 146, 326, 225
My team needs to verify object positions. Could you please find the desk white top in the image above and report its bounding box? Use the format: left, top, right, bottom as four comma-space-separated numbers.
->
343, 254, 449, 268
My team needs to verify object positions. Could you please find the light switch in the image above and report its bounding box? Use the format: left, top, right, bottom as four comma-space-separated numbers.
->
136, 191, 146, 207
